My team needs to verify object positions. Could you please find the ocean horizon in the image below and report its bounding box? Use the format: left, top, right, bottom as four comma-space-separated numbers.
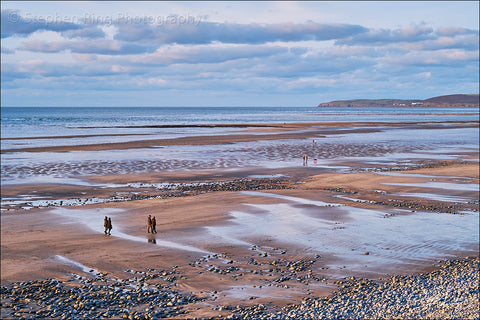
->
2, 106, 478, 139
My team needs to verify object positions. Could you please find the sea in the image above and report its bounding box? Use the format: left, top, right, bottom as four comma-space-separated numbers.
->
1, 106, 479, 139
1, 106, 479, 185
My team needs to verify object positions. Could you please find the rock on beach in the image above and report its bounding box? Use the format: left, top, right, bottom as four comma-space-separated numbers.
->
221, 256, 479, 319
1, 257, 478, 319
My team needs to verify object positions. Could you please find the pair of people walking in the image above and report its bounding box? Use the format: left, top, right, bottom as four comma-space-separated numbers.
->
147, 215, 157, 234
104, 216, 112, 235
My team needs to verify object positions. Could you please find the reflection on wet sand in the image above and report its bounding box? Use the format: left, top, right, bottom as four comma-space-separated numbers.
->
55, 255, 99, 275
50, 207, 211, 254
206, 192, 479, 276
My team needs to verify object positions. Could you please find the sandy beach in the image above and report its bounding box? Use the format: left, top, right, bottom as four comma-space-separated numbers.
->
1, 120, 479, 319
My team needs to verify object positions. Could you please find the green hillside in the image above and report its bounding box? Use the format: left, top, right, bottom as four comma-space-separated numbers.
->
318, 94, 479, 107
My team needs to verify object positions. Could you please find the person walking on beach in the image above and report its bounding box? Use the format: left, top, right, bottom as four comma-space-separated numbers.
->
152, 216, 157, 234
104, 216, 108, 234
303, 154, 308, 166
147, 215, 152, 233
107, 217, 112, 235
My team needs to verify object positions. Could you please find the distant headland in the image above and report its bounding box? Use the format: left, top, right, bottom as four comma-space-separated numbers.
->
318, 94, 480, 107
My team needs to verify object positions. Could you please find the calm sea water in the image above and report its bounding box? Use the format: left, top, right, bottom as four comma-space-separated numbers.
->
1, 106, 478, 185
1, 106, 478, 139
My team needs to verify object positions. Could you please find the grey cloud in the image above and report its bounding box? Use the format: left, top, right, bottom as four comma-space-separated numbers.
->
1, 9, 81, 38
115, 21, 368, 44
132, 47, 375, 81
1, 47, 15, 54
134, 44, 288, 65
116, 23, 155, 41
251, 51, 375, 79
18, 39, 153, 55
3, 60, 134, 80
437, 27, 478, 37
335, 26, 436, 46
404, 34, 479, 51
61, 26, 106, 39
18, 40, 66, 53
335, 25, 480, 50
1, 63, 31, 82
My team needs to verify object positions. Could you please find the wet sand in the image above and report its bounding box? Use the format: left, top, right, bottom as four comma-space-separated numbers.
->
1, 120, 479, 319
1, 120, 477, 154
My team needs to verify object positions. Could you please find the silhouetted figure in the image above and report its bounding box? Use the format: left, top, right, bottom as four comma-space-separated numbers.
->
147, 215, 152, 233
152, 216, 157, 234
107, 217, 112, 235
104, 216, 108, 234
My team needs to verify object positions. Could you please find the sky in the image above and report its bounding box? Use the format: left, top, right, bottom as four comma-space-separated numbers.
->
1, 1, 479, 107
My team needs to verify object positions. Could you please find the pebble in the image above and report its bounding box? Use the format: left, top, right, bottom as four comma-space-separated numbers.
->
1, 269, 204, 319
219, 256, 479, 319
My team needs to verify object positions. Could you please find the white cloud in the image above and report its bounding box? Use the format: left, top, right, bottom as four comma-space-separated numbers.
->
138, 77, 167, 87
111, 65, 131, 73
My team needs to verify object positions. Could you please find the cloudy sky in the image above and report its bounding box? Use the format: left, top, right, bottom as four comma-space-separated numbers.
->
1, 1, 479, 107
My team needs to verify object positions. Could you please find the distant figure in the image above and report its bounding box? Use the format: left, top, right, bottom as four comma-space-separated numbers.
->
302, 154, 308, 166
314, 158, 317, 165
313, 139, 317, 147
152, 216, 157, 234
147, 215, 152, 233
104, 216, 108, 234
107, 217, 112, 235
